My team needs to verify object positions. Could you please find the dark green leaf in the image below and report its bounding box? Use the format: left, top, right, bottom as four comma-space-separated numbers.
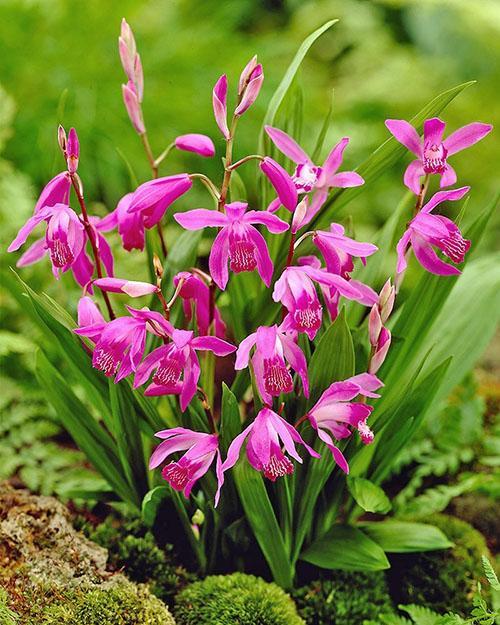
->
220, 383, 241, 453
142, 486, 170, 528
347, 477, 392, 514
361, 521, 453, 552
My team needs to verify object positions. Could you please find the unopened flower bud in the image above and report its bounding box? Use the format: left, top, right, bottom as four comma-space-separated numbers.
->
235, 63, 263, 116
58, 125, 67, 154
191, 509, 205, 526
153, 253, 164, 281
291, 199, 308, 234
368, 305, 382, 347
122, 81, 145, 134
66, 127, 80, 174
378, 279, 395, 323
73, 172, 84, 197
238, 55, 258, 95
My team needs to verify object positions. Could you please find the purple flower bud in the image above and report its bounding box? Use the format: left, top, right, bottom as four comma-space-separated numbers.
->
212, 74, 230, 139
58, 125, 67, 154
122, 82, 145, 134
260, 157, 298, 212
66, 127, 80, 174
93, 277, 159, 297
175, 133, 215, 157
238, 55, 258, 95
235, 63, 263, 116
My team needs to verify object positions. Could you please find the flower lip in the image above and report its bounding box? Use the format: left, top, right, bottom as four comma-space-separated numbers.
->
293, 163, 322, 192
423, 142, 448, 174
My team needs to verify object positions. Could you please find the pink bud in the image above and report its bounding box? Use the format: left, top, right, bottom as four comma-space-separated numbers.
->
369, 327, 391, 374
368, 305, 382, 347
66, 127, 80, 174
291, 199, 308, 234
58, 125, 67, 153
379, 279, 395, 323
122, 82, 145, 134
134, 54, 144, 102
93, 277, 159, 297
175, 133, 215, 157
235, 64, 263, 116
212, 74, 230, 139
260, 157, 298, 212
238, 55, 258, 95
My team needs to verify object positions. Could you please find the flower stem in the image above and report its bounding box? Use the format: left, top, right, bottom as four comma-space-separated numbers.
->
140, 131, 168, 258
190, 173, 221, 203
218, 116, 238, 211
197, 386, 217, 433
227, 154, 263, 171
69, 174, 115, 319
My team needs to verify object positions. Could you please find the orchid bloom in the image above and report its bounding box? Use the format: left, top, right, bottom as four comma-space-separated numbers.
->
99, 192, 145, 252
173, 271, 226, 338
265, 126, 364, 214
396, 187, 471, 276
307, 373, 384, 473
222, 407, 320, 482
32, 172, 72, 216
174, 201, 289, 290
272, 264, 364, 339
8, 203, 86, 279
127, 174, 193, 229
174, 134, 215, 157
149, 428, 224, 505
235, 325, 309, 405
134, 322, 236, 410
385, 117, 492, 195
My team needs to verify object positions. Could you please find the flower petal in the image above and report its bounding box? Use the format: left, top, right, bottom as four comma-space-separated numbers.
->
329, 171, 364, 188
212, 74, 230, 139
246, 226, 274, 287
385, 119, 422, 156
259, 157, 298, 212
403, 160, 425, 195
411, 232, 461, 276
321, 137, 349, 183
443, 122, 492, 156
191, 335, 236, 356
244, 210, 289, 234
234, 332, 257, 369
439, 164, 457, 188
17, 238, 47, 266
209, 228, 230, 289
174, 209, 228, 230
423, 117, 446, 145
420, 186, 470, 214
175, 133, 215, 157
264, 125, 311, 164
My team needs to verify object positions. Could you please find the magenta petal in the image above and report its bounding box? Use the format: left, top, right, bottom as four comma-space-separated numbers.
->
174, 209, 228, 230
8, 209, 51, 252
180, 352, 200, 411
260, 157, 298, 212
71, 249, 94, 289
244, 210, 289, 234
443, 122, 492, 156
78, 296, 105, 327
234, 64, 263, 116
209, 228, 230, 290
191, 335, 236, 356
17, 238, 47, 266
264, 126, 310, 164
122, 82, 145, 134
234, 332, 257, 369
93, 277, 158, 297
411, 233, 461, 276
280, 334, 309, 398
440, 164, 457, 188
403, 160, 425, 195
212, 74, 230, 139
423, 117, 446, 145
34, 172, 71, 214
175, 133, 215, 157
420, 186, 470, 214
221, 422, 255, 472
247, 226, 274, 287
396, 229, 411, 274
385, 119, 422, 156
321, 137, 349, 182
329, 171, 364, 188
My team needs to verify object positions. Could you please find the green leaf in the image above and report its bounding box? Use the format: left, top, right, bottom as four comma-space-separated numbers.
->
233, 459, 293, 588
313, 80, 476, 225
482, 556, 500, 591
142, 486, 170, 528
361, 521, 453, 552
308, 308, 355, 405
300, 525, 389, 571
399, 604, 443, 625
347, 477, 392, 514
220, 383, 241, 453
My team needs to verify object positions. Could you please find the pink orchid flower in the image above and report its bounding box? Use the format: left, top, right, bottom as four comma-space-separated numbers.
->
307, 373, 384, 473
133, 322, 236, 410
396, 187, 471, 276
212, 74, 230, 139
222, 407, 320, 482
235, 324, 309, 405
93, 277, 159, 297
174, 201, 289, 290
272, 265, 363, 339
127, 174, 193, 229
385, 117, 492, 194
32, 172, 71, 214
99, 193, 145, 252
9, 203, 86, 279
149, 428, 224, 505
173, 271, 226, 338
174, 133, 215, 157
265, 126, 364, 214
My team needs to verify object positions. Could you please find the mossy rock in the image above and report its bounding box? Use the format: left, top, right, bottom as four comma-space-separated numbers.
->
387, 513, 491, 615
174, 573, 304, 625
450, 494, 500, 553
292, 570, 394, 625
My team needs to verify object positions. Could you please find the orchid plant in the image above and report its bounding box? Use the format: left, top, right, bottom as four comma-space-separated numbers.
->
8, 18, 496, 588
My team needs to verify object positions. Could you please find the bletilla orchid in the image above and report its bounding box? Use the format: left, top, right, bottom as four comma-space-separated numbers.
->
312, 224, 378, 278
149, 428, 224, 505
33, 172, 71, 214
222, 407, 320, 482
134, 322, 236, 410
385, 117, 492, 194
306, 373, 384, 473
127, 174, 193, 229
173, 271, 226, 338
174, 133, 215, 157
265, 126, 364, 214
396, 187, 471, 276
272, 264, 364, 339
99, 192, 145, 252
174, 201, 289, 290
235, 324, 309, 404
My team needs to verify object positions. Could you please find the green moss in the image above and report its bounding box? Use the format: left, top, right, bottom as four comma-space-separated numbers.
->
387, 513, 491, 615
174, 573, 304, 625
292, 570, 394, 625
40, 582, 176, 625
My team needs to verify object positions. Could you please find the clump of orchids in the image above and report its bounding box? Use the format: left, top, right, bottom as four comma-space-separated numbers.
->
8, 18, 492, 508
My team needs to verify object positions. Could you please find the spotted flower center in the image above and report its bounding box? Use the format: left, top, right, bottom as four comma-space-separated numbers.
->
357, 420, 374, 445
423, 143, 447, 174
50, 238, 74, 267
162, 461, 190, 491
262, 453, 294, 481
263, 359, 294, 396
293, 163, 322, 192
94, 346, 120, 377
229, 239, 257, 273
294, 303, 322, 332
153, 358, 182, 388
439, 231, 469, 264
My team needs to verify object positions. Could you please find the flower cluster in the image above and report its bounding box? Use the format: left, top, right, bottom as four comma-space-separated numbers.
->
8, 19, 492, 507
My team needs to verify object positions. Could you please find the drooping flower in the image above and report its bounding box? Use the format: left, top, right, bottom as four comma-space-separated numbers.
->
33, 171, 71, 214
173, 271, 226, 338
212, 74, 230, 139
174, 201, 289, 290
259, 157, 298, 212
385, 117, 492, 194
306, 373, 384, 473
9, 203, 86, 279
396, 187, 471, 276
222, 407, 320, 481
235, 57, 263, 116
93, 277, 159, 297
174, 134, 215, 157
235, 324, 309, 405
265, 126, 364, 215
149, 428, 224, 505
127, 174, 193, 229
272, 264, 363, 339
134, 324, 236, 410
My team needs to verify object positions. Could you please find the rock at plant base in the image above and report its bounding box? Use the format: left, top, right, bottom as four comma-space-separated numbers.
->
0, 483, 176, 624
